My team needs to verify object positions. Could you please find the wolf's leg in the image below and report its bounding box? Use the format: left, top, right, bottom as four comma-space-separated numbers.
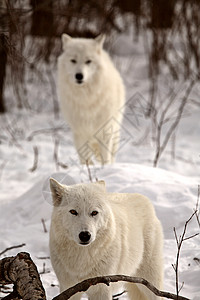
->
125, 283, 148, 300
68, 293, 82, 300
73, 133, 94, 164
110, 131, 120, 163
101, 121, 121, 164
87, 284, 112, 300
60, 283, 83, 300
98, 139, 113, 164
133, 223, 164, 300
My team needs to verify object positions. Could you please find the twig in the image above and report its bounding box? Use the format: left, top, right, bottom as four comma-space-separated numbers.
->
41, 219, 48, 233
0, 161, 8, 180
195, 185, 200, 227
113, 290, 127, 299
39, 262, 50, 275
53, 275, 190, 300
53, 136, 60, 171
193, 257, 200, 265
153, 78, 196, 167
5, 120, 25, 154
29, 146, 39, 172
178, 282, 184, 295
165, 152, 194, 165
27, 126, 65, 141
86, 160, 93, 182
173, 210, 198, 298
182, 233, 199, 242
57, 161, 68, 169
173, 227, 179, 246
52, 136, 68, 170
0, 244, 26, 257
46, 65, 59, 120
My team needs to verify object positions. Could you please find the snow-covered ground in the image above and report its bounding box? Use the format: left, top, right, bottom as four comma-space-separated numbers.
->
0, 32, 199, 299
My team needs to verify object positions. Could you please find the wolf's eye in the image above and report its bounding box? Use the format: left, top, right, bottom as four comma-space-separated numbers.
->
85, 60, 92, 64
91, 211, 98, 217
70, 59, 77, 64
70, 209, 78, 216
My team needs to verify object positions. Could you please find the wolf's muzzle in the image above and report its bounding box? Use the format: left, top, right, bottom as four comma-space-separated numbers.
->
79, 231, 91, 244
75, 73, 83, 84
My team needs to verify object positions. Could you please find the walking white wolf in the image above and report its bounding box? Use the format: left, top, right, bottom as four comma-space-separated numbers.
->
57, 34, 125, 164
49, 179, 164, 300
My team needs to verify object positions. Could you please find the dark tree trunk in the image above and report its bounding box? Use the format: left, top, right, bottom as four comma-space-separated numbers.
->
116, 0, 141, 15
30, 0, 55, 61
30, 0, 54, 37
149, 0, 176, 29
0, 34, 7, 113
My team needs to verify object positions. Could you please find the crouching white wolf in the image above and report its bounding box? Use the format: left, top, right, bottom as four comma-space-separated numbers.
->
57, 34, 125, 164
49, 179, 163, 300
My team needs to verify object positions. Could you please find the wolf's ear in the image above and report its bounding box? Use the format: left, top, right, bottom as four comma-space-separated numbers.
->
96, 180, 105, 186
50, 178, 66, 206
95, 34, 105, 48
61, 33, 72, 50
94, 180, 106, 190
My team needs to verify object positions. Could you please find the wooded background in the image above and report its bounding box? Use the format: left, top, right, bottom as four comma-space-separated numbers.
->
0, 0, 199, 114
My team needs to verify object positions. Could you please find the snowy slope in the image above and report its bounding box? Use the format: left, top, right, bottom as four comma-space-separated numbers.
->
0, 30, 200, 300
0, 164, 199, 299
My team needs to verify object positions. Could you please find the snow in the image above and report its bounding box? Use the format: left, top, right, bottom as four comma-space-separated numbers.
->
0, 164, 199, 299
0, 31, 200, 299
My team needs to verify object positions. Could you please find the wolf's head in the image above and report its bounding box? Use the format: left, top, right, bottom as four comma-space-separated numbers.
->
50, 178, 111, 246
59, 34, 105, 85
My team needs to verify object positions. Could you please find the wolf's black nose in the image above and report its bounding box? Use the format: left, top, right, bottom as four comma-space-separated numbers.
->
79, 231, 91, 244
75, 73, 83, 81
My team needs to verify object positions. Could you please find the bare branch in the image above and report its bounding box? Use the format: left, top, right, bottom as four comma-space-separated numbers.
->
27, 126, 66, 141
173, 209, 199, 298
182, 233, 199, 242
41, 218, 48, 233
171, 264, 176, 272
153, 78, 196, 167
0, 160, 8, 180
0, 244, 26, 257
5, 118, 25, 154
36, 256, 50, 260
178, 281, 184, 294
193, 257, 200, 265
40, 262, 50, 275
53, 136, 60, 171
113, 290, 127, 299
53, 275, 190, 300
173, 227, 179, 246
29, 146, 39, 172
195, 185, 200, 228
46, 65, 59, 120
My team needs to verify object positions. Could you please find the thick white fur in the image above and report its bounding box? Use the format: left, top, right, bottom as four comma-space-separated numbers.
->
57, 34, 125, 164
49, 179, 164, 300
